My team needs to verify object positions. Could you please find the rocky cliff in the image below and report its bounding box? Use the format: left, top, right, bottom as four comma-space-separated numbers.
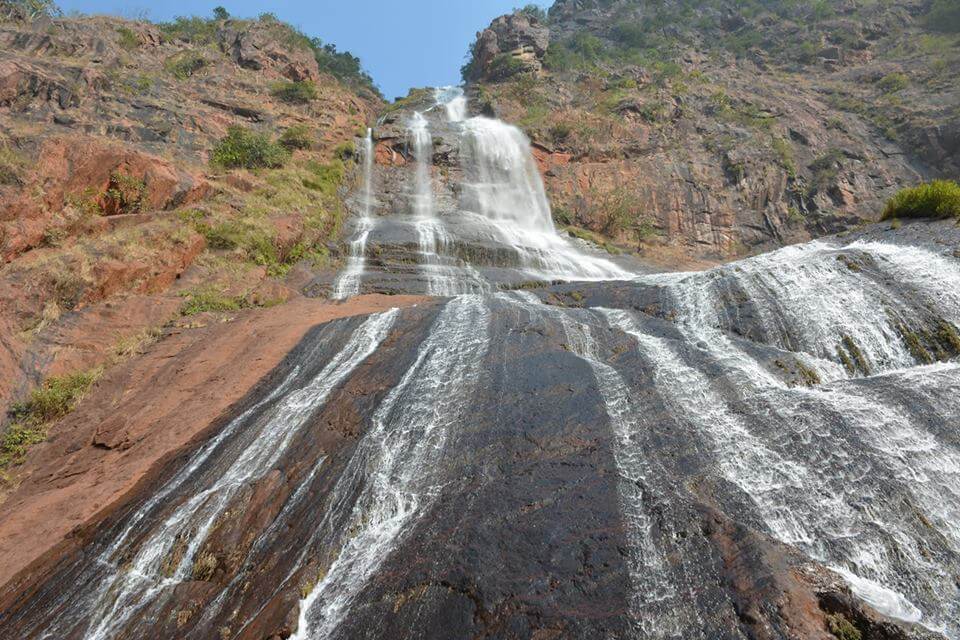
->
0, 8, 382, 450
465, 0, 960, 263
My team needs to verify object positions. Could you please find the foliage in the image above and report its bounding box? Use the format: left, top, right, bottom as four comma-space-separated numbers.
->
163, 50, 207, 79
826, 613, 861, 640
2, 369, 100, 472
105, 171, 146, 214
278, 125, 313, 150
926, 0, 960, 33
180, 287, 247, 315
771, 137, 796, 176
0, 0, 60, 22
491, 53, 528, 78
514, 4, 547, 22
116, 26, 139, 50
159, 15, 220, 44
0, 143, 25, 186
810, 148, 844, 188
301, 159, 345, 197
270, 80, 318, 104
212, 5, 229, 20
210, 126, 289, 170
877, 72, 908, 94
881, 180, 960, 220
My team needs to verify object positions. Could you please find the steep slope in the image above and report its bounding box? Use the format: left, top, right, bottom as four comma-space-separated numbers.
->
0, 7, 384, 481
464, 0, 959, 263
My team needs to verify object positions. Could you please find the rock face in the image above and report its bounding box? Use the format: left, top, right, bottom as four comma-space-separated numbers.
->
468, 13, 550, 81
1, 5, 960, 640
466, 0, 959, 263
0, 11, 381, 422
2, 221, 959, 640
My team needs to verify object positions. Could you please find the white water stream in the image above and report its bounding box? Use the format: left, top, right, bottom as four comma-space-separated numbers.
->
333, 130, 376, 300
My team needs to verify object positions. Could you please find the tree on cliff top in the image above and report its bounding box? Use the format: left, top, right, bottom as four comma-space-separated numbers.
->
0, 0, 60, 22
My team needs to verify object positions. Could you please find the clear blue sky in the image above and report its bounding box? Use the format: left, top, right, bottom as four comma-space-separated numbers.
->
57, 0, 553, 99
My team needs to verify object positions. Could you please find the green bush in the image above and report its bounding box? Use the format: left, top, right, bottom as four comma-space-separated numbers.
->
926, 0, 960, 33
159, 15, 219, 44
514, 4, 547, 22
270, 80, 319, 104
826, 613, 861, 640
877, 72, 908, 94
163, 50, 207, 79
487, 53, 528, 79
180, 288, 247, 316
211, 126, 289, 169
2, 369, 100, 471
302, 160, 345, 197
116, 26, 139, 50
882, 180, 960, 220
278, 125, 313, 150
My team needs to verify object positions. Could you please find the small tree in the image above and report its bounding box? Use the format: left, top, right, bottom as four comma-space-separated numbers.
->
514, 4, 547, 22
0, 0, 61, 22
212, 6, 229, 20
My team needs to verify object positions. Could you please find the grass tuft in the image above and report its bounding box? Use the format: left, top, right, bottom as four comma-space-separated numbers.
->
211, 126, 289, 170
881, 180, 960, 221
2, 369, 101, 474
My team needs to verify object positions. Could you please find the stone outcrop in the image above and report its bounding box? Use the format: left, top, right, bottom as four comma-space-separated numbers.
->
0, 11, 382, 452
217, 21, 321, 81
468, 13, 550, 81
466, 0, 959, 262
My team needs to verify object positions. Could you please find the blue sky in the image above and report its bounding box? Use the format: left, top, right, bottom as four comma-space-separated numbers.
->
57, 0, 553, 99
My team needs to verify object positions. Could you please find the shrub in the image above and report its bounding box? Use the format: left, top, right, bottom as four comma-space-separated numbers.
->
0, 144, 25, 185
180, 288, 247, 316
1, 0, 60, 22
278, 125, 313, 150
116, 26, 139, 50
926, 0, 960, 33
826, 613, 861, 640
270, 80, 319, 104
159, 16, 219, 44
302, 160, 345, 197
163, 50, 207, 79
2, 369, 100, 471
211, 126, 289, 169
487, 53, 528, 80
514, 4, 547, 22
105, 171, 146, 214
877, 72, 908, 94
881, 180, 960, 220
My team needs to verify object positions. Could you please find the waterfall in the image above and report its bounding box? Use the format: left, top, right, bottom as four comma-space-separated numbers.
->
333, 130, 376, 299
601, 304, 960, 636
409, 112, 434, 220
435, 85, 467, 122
34, 310, 399, 640
459, 116, 630, 282
291, 295, 490, 639
501, 294, 705, 638
647, 239, 960, 383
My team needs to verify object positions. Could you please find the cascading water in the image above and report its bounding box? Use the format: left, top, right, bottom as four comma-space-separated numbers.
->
7, 76, 960, 640
435, 85, 467, 123
598, 268, 960, 636
291, 295, 490, 639
458, 115, 630, 282
12, 311, 399, 640
502, 294, 707, 638
333, 129, 376, 299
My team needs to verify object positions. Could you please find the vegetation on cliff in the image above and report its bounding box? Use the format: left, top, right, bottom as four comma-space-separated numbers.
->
0, 2, 381, 481
882, 180, 960, 221
1, 369, 100, 478
463, 0, 959, 264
